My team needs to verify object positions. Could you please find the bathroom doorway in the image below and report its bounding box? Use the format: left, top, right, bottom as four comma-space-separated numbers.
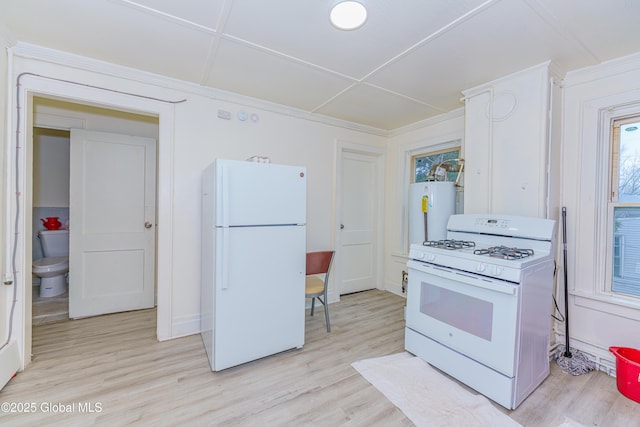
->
32, 126, 71, 324
31, 97, 160, 325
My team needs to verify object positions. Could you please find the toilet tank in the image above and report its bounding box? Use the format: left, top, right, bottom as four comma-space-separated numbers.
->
38, 230, 69, 257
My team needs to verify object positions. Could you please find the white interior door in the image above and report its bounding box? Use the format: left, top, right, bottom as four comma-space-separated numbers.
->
69, 129, 156, 318
339, 151, 378, 294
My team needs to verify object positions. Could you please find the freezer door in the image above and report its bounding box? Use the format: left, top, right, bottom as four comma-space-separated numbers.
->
215, 159, 306, 227
213, 225, 305, 371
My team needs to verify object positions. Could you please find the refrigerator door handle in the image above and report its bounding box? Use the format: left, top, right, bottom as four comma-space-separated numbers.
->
219, 227, 230, 290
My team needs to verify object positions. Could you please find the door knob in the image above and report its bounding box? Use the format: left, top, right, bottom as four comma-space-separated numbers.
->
340, 224, 345, 229
145, 221, 153, 229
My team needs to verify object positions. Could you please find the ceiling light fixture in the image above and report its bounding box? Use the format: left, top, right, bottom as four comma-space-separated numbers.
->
330, 1, 367, 31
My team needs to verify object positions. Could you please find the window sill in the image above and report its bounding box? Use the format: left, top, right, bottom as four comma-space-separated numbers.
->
573, 290, 640, 322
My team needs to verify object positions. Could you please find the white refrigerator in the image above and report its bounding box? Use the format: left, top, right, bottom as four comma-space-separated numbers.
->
201, 159, 307, 371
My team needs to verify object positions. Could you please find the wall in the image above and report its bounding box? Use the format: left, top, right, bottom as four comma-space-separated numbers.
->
4, 43, 387, 367
169, 87, 386, 332
33, 128, 70, 208
384, 111, 465, 295
0, 27, 9, 349
560, 51, 640, 369
0, 25, 21, 391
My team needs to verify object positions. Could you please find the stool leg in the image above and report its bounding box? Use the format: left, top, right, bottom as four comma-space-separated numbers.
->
310, 297, 315, 316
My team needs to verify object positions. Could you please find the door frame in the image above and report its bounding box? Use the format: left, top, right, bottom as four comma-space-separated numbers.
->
334, 140, 386, 300
9, 74, 175, 369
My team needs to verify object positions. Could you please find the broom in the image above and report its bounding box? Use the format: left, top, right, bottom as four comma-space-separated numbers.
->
555, 207, 595, 375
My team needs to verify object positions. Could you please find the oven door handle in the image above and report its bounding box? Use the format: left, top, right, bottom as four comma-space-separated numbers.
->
407, 260, 517, 295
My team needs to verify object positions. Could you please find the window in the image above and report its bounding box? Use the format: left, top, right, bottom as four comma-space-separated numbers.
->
413, 148, 460, 183
609, 116, 640, 298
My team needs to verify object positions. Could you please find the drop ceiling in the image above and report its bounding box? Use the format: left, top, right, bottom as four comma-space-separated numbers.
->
2, 0, 640, 131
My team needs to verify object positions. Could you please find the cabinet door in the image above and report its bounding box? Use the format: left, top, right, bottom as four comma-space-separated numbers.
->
463, 64, 550, 217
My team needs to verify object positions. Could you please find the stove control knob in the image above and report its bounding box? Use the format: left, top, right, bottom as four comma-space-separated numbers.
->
426, 254, 436, 262
477, 263, 487, 273
413, 251, 424, 260
494, 266, 503, 276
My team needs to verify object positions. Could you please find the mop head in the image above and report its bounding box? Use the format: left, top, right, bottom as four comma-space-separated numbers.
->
555, 345, 596, 376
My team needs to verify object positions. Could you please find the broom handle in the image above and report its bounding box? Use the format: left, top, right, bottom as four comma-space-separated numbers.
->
562, 207, 572, 358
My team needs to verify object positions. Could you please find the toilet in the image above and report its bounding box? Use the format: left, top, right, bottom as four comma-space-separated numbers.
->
33, 229, 69, 298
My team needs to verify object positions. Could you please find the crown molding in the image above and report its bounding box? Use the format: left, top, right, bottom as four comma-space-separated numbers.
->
10, 42, 390, 137
387, 107, 464, 138
563, 51, 640, 89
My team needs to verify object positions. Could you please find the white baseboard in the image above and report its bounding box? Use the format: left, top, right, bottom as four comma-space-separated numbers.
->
552, 331, 618, 376
384, 282, 406, 298
170, 314, 201, 339
0, 341, 20, 391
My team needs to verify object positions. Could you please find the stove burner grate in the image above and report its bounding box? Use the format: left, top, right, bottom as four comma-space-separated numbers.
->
423, 239, 476, 250
474, 246, 534, 260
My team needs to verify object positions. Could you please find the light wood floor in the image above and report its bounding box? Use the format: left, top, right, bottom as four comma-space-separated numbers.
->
1, 290, 639, 426
32, 287, 69, 325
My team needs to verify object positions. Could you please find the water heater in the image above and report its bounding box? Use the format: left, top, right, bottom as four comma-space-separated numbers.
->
409, 181, 456, 245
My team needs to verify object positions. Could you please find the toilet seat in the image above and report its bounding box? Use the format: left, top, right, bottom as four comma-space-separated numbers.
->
33, 256, 69, 274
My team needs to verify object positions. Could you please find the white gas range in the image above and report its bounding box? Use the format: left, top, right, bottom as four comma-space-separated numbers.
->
405, 214, 556, 410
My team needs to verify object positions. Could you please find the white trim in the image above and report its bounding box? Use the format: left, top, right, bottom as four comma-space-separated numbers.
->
462, 61, 553, 98
11, 42, 388, 137
33, 113, 85, 130
0, 341, 20, 390
564, 51, 640, 88
388, 108, 464, 137
169, 313, 201, 339
7, 62, 175, 369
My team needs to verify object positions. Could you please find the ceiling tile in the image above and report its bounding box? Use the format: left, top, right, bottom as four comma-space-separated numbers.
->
537, 0, 640, 62
120, 0, 226, 30
2, 0, 640, 131
206, 39, 355, 111
316, 84, 443, 130
3, 0, 214, 83
367, 0, 598, 107
222, 0, 488, 79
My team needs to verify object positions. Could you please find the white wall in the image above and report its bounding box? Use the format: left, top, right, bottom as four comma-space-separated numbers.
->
0, 27, 9, 349
0, 25, 21, 391
33, 128, 70, 207
384, 111, 465, 295
169, 91, 386, 331
559, 51, 640, 368
4, 44, 387, 366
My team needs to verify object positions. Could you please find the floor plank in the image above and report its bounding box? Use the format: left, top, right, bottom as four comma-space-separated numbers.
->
1, 290, 639, 426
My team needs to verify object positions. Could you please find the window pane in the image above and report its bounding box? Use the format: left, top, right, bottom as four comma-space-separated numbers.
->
618, 121, 640, 202
414, 150, 459, 183
612, 206, 640, 297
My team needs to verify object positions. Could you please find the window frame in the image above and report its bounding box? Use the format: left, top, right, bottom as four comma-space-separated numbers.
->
411, 147, 461, 184
605, 114, 640, 298
399, 138, 462, 255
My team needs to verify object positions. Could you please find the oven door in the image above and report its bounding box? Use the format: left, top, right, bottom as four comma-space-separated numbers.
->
406, 259, 520, 377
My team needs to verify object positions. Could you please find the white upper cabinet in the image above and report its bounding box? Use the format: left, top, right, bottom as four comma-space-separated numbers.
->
462, 62, 561, 219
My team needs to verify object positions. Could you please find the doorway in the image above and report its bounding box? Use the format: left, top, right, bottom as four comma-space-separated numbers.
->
31, 98, 159, 323
9, 73, 175, 369
336, 143, 385, 296
32, 126, 71, 324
